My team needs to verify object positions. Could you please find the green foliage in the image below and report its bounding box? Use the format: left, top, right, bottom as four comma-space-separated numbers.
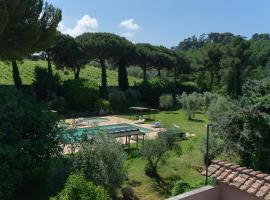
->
56, 173, 108, 200
211, 77, 270, 172
140, 127, 182, 177
0, 0, 61, 59
125, 88, 141, 106
177, 92, 204, 120
108, 89, 127, 112
0, 87, 61, 200
171, 180, 191, 196
95, 99, 110, 113
159, 94, 174, 110
51, 34, 88, 79
47, 156, 73, 197
121, 186, 135, 200
138, 78, 167, 107
33, 66, 62, 101
63, 79, 99, 111
72, 133, 127, 195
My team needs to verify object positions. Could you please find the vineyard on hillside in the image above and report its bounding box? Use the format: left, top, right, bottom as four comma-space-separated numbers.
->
0, 60, 140, 86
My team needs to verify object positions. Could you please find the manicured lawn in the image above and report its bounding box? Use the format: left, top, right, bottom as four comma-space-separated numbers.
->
119, 110, 208, 200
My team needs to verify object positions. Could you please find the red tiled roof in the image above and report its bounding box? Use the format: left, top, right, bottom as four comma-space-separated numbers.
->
203, 160, 270, 200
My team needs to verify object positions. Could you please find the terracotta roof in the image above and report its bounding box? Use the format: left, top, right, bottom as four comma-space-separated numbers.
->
203, 160, 270, 200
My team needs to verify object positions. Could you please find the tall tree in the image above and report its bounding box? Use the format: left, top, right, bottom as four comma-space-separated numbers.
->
220, 37, 252, 97
134, 43, 155, 81
76, 32, 133, 96
51, 34, 88, 79
0, 0, 61, 88
200, 44, 223, 90
174, 51, 191, 83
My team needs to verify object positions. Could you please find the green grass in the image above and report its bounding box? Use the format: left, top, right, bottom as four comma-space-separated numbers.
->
0, 60, 140, 86
119, 110, 208, 200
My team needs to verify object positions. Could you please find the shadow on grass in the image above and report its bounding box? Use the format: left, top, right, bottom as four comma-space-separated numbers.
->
189, 118, 205, 123
150, 174, 182, 197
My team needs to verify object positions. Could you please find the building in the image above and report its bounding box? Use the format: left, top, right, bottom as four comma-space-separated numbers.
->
167, 160, 270, 200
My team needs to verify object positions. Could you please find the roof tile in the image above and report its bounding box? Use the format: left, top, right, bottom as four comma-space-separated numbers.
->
204, 160, 270, 200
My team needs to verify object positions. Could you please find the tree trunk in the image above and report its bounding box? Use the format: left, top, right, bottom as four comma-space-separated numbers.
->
143, 65, 147, 82
12, 60, 22, 89
100, 58, 107, 98
157, 68, 161, 77
118, 59, 129, 91
174, 65, 177, 84
74, 67, 80, 79
210, 65, 213, 91
47, 57, 53, 76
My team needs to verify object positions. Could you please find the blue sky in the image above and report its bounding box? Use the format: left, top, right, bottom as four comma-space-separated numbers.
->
47, 0, 270, 47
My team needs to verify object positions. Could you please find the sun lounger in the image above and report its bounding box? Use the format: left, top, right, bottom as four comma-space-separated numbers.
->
152, 122, 161, 128
135, 118, 145, 124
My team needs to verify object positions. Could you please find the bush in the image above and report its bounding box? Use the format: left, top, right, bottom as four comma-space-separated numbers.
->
95, 99, 110, 113
138, 78, 167, 107
108, 89, 127, 112
177, 92, 204, 120
171, 180, 191, 196
121, 186, 135, 200
125, 88, 141, 106
33, 66, 62, 101
63, 79, 99, 111
72, 133, 127, 196
179, 81, 199, 94
0, 87, 61, 200
56, 173, 108, 200
159, 94, 174, 110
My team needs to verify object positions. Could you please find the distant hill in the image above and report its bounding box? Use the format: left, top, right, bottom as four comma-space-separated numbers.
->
0, 60, 140, 86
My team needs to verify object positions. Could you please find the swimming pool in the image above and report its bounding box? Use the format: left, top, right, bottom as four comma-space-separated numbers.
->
61, 123, 151, 143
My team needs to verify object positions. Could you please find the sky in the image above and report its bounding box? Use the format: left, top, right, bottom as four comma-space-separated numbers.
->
47, 0, 270, 47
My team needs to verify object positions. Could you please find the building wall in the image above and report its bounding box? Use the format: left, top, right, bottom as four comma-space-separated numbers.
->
166, 186, 220, 200
166, 184, 259, 200
220, 183, 258, 200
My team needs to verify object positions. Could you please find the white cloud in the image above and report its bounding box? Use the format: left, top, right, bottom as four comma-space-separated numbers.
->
121, 32, 135, 39
58, 15, 98, 37
120, 19, 140, 31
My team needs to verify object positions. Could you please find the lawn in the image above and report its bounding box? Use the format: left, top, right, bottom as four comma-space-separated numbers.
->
0, 60, 140, 86
119, 110, 208, 200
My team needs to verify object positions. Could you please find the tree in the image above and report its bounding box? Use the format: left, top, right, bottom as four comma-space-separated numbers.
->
199, 44, 223, 90
76, 33, 131, 97
0, 0, 61, 88
134, 43, 155, 81
52, 34, 88, 79
72, 133, 127, 196
174, 51, 191, 83
0, 87, 61, 200
56, 173, 108, 200
140, 128, 181, 177
220, 36, 252, 97
177, 92, 204, 120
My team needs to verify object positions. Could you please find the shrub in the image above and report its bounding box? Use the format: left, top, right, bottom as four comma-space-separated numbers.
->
171, 180, 191, 196
33, 66, 62, 101
108, 89, 127, 112
56, 173, 108, 200
95, 99, 110, 113
179, 81, 199, 94
159, 94, 174, 110
138, 78, 167, 107
63, 79, 99, 111
0, 87, 61, 200
177, 92, 204, 120
140, 127, 182, 177
121, 186, 135, 200
125, 88, 141, 106
72, 133, 127, 196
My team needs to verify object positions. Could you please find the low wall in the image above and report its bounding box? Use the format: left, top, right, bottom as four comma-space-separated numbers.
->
166, 186, 220, 200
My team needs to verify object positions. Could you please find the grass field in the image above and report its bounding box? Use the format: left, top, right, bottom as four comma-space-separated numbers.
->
119, 110, 208, 200
0, 60, 140, 86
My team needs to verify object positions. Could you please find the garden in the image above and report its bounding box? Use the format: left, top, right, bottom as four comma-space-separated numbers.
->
1, 1, 270, 200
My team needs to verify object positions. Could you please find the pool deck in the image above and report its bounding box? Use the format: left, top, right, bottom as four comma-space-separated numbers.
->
63, 115, 162, 154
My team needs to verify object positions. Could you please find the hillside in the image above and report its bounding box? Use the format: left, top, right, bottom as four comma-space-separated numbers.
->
0, 60, 140, 86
